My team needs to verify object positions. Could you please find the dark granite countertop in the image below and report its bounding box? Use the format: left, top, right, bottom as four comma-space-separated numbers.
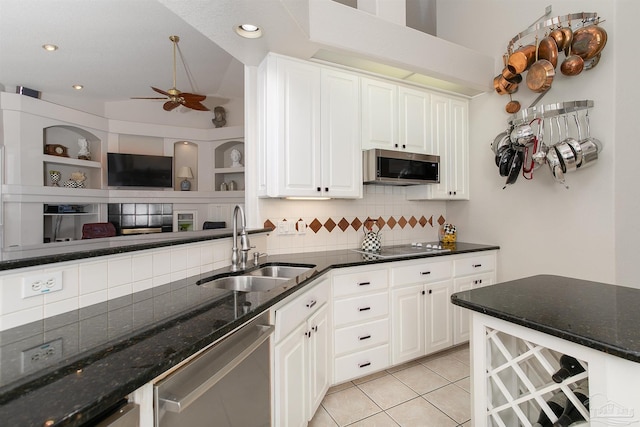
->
0, 228, 272, 270
0, 242, 498, 426
451, 274, 640, 363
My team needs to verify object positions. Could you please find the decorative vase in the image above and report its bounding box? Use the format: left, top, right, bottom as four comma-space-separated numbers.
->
49, 170, 61, 187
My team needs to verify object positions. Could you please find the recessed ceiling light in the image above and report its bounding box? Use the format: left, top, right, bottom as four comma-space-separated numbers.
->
42, 44, 58, 51
72, 85, 84, 90
235, 24, 263, 39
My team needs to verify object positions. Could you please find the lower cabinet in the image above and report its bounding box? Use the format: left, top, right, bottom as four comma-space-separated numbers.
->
391, 279, 454, 365
273, 278, 330, 426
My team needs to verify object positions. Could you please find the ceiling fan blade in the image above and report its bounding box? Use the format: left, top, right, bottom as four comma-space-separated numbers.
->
181, 92, 207, 102
163, 101, 181, 111
152, 86, 171, 97
131, 97, 167, 100
182, 100, 210, 111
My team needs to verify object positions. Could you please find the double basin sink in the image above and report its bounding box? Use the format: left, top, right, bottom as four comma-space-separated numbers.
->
198, 264, 315, 293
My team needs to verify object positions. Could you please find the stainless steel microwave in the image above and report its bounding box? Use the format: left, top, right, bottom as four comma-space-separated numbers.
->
363, 149, 440, 185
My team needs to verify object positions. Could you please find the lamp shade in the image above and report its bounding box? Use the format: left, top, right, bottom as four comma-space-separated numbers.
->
177, 166, 193, 179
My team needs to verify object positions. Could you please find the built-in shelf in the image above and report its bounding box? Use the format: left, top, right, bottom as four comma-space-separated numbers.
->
43, 212, 96, 216
42, 155, 102, 168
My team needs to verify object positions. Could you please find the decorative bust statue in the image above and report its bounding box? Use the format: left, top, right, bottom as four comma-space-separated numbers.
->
230, 148, 242, 167
212, 106, 226, 128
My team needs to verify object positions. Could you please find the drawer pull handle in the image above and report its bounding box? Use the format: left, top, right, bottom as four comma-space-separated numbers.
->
473, 264, 482, 268
358, 307, 371, 312
358, 362, 371, 368
358, 335, 371, 341
420, 271, 431, 275
358, 281, 371, 286
306, 300, 317, 309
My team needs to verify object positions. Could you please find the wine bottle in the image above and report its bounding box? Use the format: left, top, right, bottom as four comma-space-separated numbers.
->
552, 354, 585, 383
553, 380, 589, 427
532, 391, 567, 427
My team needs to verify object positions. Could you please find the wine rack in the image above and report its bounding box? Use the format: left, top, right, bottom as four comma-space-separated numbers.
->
484, 326, 589, 426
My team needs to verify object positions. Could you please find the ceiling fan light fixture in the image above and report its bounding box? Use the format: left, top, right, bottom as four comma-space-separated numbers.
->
72, 84, 84, 90
42, 44, 58, 51
235, 24, 263, 39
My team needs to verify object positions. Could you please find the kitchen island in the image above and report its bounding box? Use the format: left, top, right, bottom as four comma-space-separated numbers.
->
451, 275, 640, 427
0, 241, 498, 426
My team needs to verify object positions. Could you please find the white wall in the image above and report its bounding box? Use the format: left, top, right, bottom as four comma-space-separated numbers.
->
437, 0, 618, 284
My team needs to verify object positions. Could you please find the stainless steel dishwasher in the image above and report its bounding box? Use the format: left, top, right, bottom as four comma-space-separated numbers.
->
154, 312, 273, 427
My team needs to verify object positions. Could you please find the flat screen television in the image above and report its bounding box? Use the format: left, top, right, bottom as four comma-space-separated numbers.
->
107, 153, 173, 188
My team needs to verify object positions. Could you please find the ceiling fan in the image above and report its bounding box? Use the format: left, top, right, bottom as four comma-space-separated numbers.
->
132, 35, 209, 112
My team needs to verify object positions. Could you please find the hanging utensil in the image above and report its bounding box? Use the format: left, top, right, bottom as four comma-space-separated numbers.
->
506, 95, 521, 113
571, 23, 607, 60
538, 36, 559, 68
527, 35, 555, 93
507, 44, 537, 74
560, 43, 584, 76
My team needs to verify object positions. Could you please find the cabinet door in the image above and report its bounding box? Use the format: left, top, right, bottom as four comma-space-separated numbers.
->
274, 322, 308, 427
399, 86, 432, 154
361, 78, 397, 150
307, 304, 330, 421
453, 273, 493, 345
321, 69, 362, 198
391, 284, 424, 364
448, 99, 469, 200
427, 94, 451, 200
275, 57, 321, 197
424, 280, 453, 354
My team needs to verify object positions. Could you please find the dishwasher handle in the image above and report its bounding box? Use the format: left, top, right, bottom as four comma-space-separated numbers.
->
159, 323, 274, 414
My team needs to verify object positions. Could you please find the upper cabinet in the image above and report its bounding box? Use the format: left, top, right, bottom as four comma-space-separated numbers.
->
406, 95, 469, 200
361, 77, 432, 154
258, 54, 362, 199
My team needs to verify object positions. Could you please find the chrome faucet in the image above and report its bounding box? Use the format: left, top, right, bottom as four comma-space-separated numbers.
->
231, 205, 252, 270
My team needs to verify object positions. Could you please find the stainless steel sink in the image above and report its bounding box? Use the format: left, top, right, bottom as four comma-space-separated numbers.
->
202, 275, 289, 292
246, 265, 312, 279
199, 264, 314, 292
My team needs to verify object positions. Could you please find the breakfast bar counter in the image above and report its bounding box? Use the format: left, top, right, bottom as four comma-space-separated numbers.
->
451, 275, 640, 426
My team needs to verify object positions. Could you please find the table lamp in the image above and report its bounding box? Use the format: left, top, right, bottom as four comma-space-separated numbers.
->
178, 166, 193, 191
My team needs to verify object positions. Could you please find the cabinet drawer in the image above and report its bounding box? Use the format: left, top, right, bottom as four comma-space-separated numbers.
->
333, 268, 388, 298
390, 260, 451, 286
333, 291, 388, 327
454, 253, 495, 276
275, 278, 329, 342
334, 318, 389, 356
334, 345, 389, 383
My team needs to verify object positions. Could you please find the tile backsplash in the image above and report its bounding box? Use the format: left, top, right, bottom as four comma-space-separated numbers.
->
259, 185, 447, 254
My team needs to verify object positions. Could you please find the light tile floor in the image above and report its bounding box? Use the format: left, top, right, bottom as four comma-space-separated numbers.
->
310, 344, 471, 427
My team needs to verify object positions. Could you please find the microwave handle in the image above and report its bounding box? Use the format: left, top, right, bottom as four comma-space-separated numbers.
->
158, 324, 274, 413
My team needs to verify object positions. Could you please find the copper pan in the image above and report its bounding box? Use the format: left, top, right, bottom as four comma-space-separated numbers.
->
549, 29, 564, 50
493, 75, 518, 95
572, 25, 607, 60
526, 59, 555, 93
501, 67, 522, 84
561, 27, 574, 55
507, 45, 536, 74
538, 36, 558, 68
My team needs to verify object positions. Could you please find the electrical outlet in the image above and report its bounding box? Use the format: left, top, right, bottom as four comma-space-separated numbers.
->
22, 271, 63, 298
297, 220, 307, 235
21, 338, 63, 373
277, 220, 292, 235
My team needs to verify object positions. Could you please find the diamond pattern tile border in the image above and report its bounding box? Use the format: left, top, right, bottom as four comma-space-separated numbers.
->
265, 215, 444, 234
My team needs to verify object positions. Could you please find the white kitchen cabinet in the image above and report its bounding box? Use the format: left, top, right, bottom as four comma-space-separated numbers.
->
405, 95, 469, 200
331, 265, 390, 383
391, 279, 453, 365
452, 252, 497, 344
259, 53, 361, 198
320, 68, 362, 198
361, 77, 432, 153
273, 277, 331, 426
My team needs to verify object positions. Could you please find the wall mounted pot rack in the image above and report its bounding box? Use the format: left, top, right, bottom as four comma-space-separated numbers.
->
508, 100, 593, 127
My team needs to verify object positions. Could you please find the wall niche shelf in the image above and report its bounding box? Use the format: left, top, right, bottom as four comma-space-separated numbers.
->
213, 140, 245, 192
